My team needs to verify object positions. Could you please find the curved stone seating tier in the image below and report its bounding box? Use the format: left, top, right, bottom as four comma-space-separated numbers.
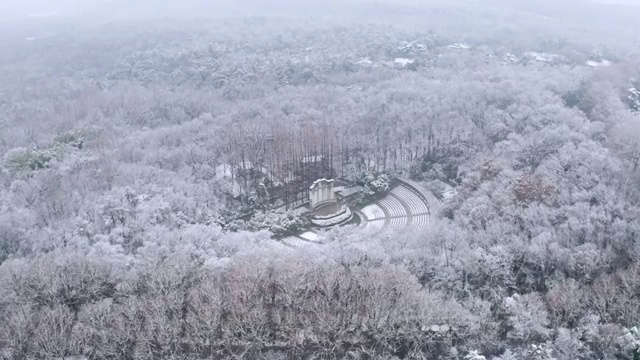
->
409, 214, 430, 234
358, 184, 433, 235
391, 186, 430, 215
387, 216, 408, 231
378, 196, 405, 218
398, 177, 443, 213
351, 184, 434, 236
277, 183, 438, 247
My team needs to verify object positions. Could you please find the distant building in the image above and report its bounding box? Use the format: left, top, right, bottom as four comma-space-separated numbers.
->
586, 59, 612, 67
394, 58, 415, 67
523, 52, 568, 64
302, 155, 324, 164
357, 58, 374, 66
503, 53, 520, 65
448, 43, 470, 50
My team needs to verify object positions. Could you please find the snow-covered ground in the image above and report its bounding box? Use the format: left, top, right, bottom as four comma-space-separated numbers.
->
586, 59, 612, 67
299, 231, 319, 242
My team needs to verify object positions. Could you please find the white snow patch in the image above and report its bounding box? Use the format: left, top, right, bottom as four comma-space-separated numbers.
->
524, 52, 567, 64
449, 43, 470, 50
503, 53, 520, 64
299, 231, 319, 241
398, 41, 427, 53
586, 59, 612, 67
394, 58, 415, 66
362, 204, 385, 220
442, 188, 457, 201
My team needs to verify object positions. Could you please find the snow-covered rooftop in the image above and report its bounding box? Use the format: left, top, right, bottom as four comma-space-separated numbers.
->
449, 43, 470, 50
586, 59, 612, 67
302, 155, 324, 163
357, 58, 373, 66
524, 52, 567, 64
394, 58, 415, 66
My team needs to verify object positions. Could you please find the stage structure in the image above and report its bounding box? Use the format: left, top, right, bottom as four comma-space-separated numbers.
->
309, 179, 337, 209
309, 179, 353, 227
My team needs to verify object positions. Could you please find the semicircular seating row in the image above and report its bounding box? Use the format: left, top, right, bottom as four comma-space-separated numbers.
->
277, 185, 433, 247
359, 185, 431, 235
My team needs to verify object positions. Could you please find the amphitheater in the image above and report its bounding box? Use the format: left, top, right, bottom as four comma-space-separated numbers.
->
278, 180, 441, 247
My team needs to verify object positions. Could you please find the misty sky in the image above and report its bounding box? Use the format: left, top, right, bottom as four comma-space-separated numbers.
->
0, 0, 90, 17
1, 0, 638, 19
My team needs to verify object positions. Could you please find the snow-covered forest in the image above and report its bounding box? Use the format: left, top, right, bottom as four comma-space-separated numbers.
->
1, 0, 640, 359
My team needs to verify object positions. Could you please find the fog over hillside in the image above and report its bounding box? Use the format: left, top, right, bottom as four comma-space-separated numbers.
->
2, 0, 638, 18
